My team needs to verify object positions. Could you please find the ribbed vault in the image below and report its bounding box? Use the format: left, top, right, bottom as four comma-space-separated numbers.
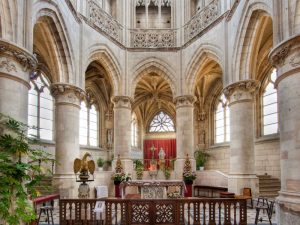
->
133, 73, 175, 131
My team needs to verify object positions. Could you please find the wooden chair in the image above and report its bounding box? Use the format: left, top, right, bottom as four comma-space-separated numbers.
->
235, 187, 253, 208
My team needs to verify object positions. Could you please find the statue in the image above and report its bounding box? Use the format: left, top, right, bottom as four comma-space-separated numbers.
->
159, 147, 165, 160
73, 153, 95, 198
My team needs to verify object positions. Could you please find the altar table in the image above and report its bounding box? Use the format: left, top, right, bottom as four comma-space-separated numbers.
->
120, 180, 185, 198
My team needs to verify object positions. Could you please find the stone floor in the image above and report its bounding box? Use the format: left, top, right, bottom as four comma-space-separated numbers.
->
38, 199, 277, 225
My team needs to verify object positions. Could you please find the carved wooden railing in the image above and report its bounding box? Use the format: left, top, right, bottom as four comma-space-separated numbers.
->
60, 198, 247, 225
184, 0, 221, 43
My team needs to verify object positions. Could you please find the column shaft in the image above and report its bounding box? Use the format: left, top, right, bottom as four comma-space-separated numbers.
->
0, 40, 36, 122
174, 95, 196, 177
51, 83, 84, 198
269, 36, 300, 224
112, 96, 133, 171
223, 80, 259, 196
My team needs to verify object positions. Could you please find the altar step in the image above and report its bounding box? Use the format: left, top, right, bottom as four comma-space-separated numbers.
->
33, 176, 57, 196
258, 174, 281, 198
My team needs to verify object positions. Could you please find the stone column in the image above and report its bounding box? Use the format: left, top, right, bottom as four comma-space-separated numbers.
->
174, 95, 196, 177
269, 36, 300, 224
51, 83, 85, 198
112, 96, 133, 172
223, 80, 260, 196
0, 40, 36, 122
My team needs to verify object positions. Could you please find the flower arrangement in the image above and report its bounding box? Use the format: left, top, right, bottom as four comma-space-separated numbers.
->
182, 154, 196, 184
112, 155, 131, 184
111, 172, 131, 184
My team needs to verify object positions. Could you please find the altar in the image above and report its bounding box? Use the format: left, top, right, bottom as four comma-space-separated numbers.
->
120, 180, 185, 199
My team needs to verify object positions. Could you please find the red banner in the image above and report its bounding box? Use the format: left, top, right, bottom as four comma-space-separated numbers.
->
143, 139, 176, 170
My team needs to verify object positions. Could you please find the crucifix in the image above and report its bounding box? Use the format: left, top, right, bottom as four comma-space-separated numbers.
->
150, 144, 157, 160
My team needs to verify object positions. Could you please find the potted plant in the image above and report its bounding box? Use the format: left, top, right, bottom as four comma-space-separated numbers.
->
104, 159, 112, 171
97, 157, 105, 171
164, 167, 171, 180
0, 114, 53, 224
182, 155, 196, 197
194, 149, 209, 170
134, 160, 144, 180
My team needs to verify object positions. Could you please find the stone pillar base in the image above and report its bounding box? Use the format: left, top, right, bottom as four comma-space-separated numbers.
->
174, 158, 196, 179
276, 192, 300, 225
52, 174, 79, 198
228, 174, 258, 197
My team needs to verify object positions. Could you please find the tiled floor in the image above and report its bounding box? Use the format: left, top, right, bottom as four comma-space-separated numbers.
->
38, 199, 277, 225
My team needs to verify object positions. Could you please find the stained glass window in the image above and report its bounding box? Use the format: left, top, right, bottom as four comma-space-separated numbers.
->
28, 72, 54, 141
215, 94, 230, 143
149, 111, 175, 132
262, 69, 278, 135
79, 102, 99, 146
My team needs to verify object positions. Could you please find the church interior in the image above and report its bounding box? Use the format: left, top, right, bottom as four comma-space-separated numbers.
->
0, 0, 300, 224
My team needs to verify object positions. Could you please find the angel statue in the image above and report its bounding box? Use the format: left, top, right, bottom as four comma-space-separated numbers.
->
73, 153, 95, 198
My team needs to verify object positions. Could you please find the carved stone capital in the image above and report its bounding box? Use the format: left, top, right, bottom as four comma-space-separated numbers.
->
0, 39, 37, 72
223, 80, 260, 105
50, 83, 85, 107
269, 36, 300, 87
112, 96, 132, 109
174, 95, 196, 108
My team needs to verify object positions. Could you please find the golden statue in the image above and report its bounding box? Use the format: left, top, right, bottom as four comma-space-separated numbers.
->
73, 153, 95, 181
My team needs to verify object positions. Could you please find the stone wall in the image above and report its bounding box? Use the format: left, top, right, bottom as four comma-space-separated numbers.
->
204, 138, 281, 179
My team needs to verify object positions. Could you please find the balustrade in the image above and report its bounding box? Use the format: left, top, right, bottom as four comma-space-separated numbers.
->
184, 0, 221, 43
60, 198, 247, 225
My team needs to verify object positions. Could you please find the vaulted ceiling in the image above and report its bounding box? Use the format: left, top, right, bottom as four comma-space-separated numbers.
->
133, 73, 175, 127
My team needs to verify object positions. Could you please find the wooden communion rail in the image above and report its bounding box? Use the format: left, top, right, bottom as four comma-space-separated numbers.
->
59, 198, 247, 225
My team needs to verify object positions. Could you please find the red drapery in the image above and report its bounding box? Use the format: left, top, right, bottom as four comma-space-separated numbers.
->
143, 139, 176, 170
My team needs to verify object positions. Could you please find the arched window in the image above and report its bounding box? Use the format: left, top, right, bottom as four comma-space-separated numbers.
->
79, 102, 99, 146
262, 69, 278, 135
149, 111, 175, 132
131, 114, 138, 147
28, 72, 54, 141
215, 94, 230, 143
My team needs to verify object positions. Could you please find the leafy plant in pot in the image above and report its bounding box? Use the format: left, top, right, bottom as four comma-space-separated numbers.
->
0, 114, 54, 225
97, 157, 104, 171
134, 160, 144, 180
194, 148, 209, 170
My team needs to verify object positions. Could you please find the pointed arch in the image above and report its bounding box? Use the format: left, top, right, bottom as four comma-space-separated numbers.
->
185, 44, 224, 95
33, 2, 76, 83
231, 1, 272, 82
84, 44, 122, 96
131, 58, 177, 99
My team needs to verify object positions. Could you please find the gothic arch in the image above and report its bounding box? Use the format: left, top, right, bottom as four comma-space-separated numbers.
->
232, 0, 272, 82
33, 3, 75, 83
84, 45, 122, 96
185, 44, 224, 95
131, 58, 177, 99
